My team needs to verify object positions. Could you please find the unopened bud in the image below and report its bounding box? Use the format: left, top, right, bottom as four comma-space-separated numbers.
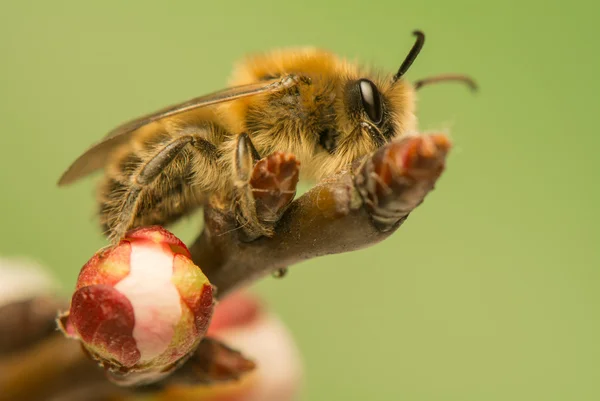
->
59, 226, 214, 385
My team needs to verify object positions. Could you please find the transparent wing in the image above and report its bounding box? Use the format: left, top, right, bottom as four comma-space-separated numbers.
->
58, 75, 298, 186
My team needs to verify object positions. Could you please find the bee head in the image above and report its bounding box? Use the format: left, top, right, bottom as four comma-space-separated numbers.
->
340, 30, 475, 152
342, 32, 425, 149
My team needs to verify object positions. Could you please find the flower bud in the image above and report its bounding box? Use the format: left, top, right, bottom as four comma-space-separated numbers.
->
59, 226, 214, 385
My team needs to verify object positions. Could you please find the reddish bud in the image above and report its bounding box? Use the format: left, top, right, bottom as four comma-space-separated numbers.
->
58, 226, 214, 385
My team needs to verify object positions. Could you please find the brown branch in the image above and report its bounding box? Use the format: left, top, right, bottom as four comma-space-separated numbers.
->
0, 296, 67, 356
0, 327, 256, 401
0, 133, 450, 400
0, 333, 106, 401
192, 133, 450, 298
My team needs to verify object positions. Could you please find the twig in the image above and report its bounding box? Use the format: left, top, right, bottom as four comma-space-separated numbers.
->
191, 134, 450, 298
0, 133, 451, 400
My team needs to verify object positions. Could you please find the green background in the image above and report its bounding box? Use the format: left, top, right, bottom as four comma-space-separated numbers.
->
1, 1, 598, 400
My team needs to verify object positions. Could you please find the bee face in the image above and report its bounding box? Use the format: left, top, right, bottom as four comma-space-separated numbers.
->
320, 32, 429, 162
342, 77, 416, 148
320, 72, 416, 172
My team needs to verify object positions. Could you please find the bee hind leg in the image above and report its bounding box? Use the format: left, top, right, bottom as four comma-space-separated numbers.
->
233, 133, 300, 242
102, 131, 219, 242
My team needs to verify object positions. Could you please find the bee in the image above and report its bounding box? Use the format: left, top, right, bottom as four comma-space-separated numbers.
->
58, 30, 475, 243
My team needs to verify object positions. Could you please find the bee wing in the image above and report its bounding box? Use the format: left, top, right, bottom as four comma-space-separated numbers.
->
58, 76, 298, 186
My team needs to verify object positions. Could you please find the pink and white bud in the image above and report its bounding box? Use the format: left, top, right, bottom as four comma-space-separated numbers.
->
59, 226, 214, 385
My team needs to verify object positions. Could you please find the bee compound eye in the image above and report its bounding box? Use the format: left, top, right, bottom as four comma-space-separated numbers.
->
358, 79, 383, 125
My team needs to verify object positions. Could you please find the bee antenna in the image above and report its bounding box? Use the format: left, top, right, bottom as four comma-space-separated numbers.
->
392, 30, 426, 82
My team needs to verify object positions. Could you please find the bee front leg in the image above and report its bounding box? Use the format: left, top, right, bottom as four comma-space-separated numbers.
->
232, 133, 300, 242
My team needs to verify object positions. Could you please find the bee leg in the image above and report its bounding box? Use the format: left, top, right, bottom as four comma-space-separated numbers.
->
233, 134, 300, 242
232, 133, 262, 240
107, 133, 218, 242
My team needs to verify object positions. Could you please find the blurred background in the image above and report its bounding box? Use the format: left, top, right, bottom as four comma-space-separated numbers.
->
1, 1, 598, 400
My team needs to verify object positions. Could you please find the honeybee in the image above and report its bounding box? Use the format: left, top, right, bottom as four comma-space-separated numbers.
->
59, 30, 475, 243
